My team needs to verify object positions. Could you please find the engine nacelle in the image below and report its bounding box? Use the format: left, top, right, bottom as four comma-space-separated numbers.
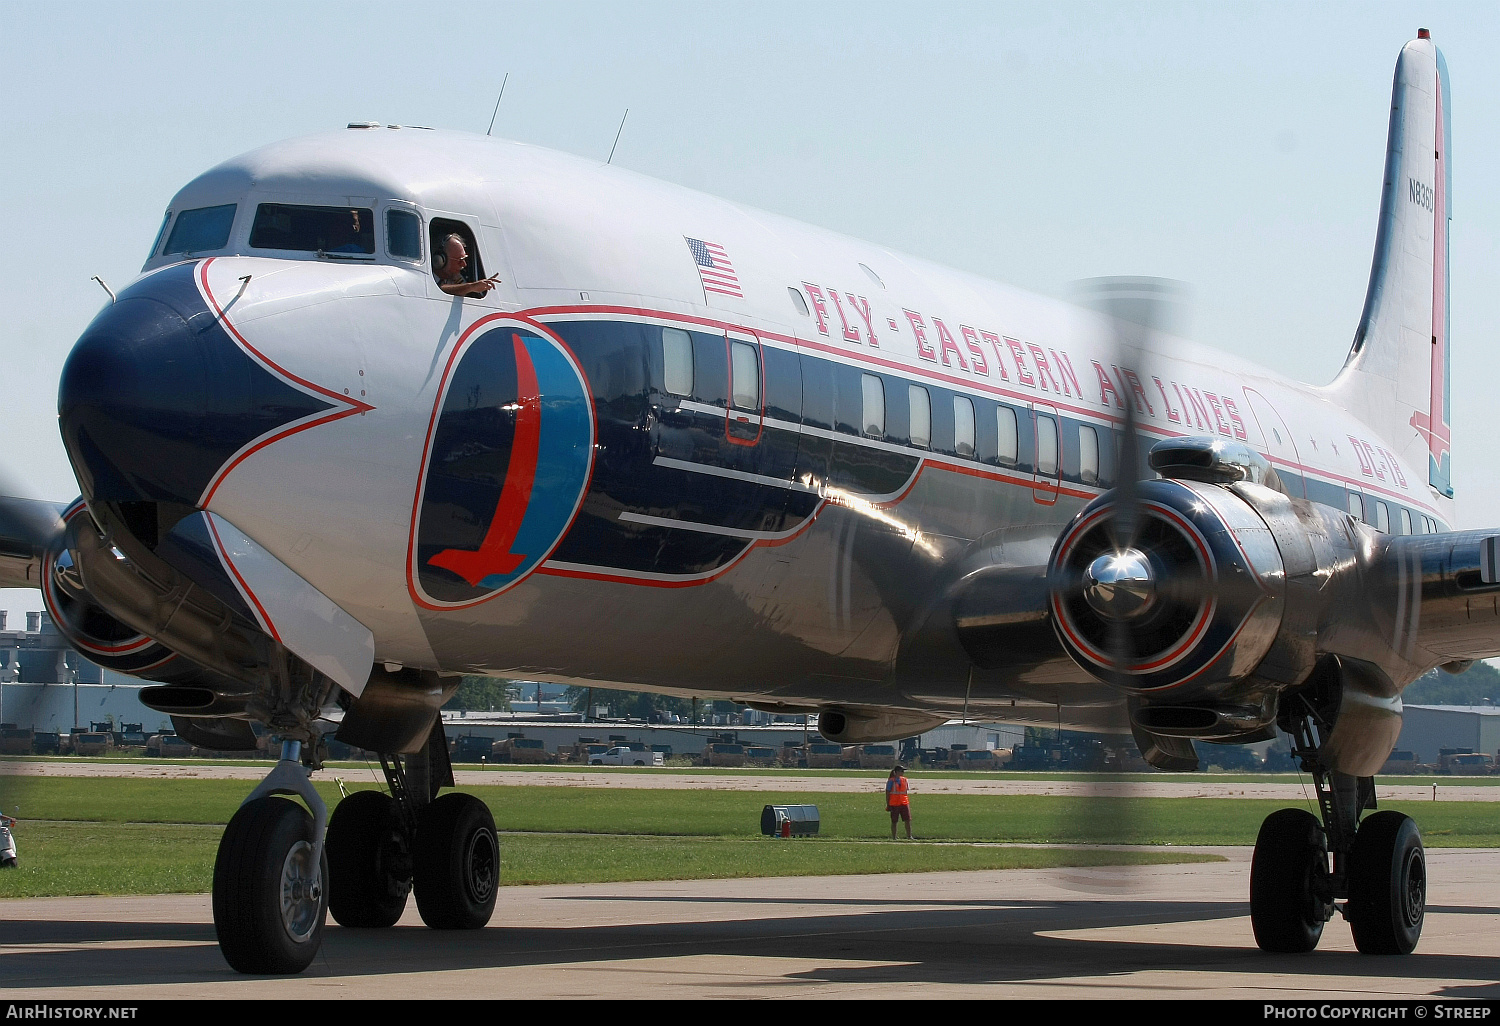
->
41, 500, 182, 675
1048, 478, 1287, 698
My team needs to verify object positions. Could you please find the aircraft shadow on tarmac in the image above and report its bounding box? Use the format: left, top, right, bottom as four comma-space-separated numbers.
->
3, 898, 1498, 996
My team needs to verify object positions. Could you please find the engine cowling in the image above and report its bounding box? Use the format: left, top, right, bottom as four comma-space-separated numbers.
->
40, 500, 181, 675
1048, 477, 1287, 697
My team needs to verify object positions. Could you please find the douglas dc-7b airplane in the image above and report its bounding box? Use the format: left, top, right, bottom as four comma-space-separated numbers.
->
0, 31, 1485, 972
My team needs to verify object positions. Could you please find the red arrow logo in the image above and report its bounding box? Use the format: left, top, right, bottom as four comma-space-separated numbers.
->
428, 333, 541, 586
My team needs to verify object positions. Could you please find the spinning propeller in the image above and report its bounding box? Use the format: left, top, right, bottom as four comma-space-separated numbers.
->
1046, 278, 1200, 887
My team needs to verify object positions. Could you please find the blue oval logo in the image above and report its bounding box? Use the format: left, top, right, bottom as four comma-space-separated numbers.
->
409, 319, 594, 608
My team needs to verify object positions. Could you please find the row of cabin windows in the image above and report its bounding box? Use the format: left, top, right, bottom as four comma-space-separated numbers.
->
665, 328, 764, 412
156, 202, 429, 262
663, 327, 1105, 484
1346, 492, 1440, 535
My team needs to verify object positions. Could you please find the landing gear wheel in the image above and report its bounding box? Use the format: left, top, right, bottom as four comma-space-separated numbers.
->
412, 793, 499, 930
1251, 808, 1331, 953
327, 790, 412, 928
212, 796, 328, 974
1347, 811, 1425, 954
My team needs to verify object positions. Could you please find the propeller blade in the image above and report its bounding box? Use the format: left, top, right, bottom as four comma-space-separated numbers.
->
1047, 277, 1195, 891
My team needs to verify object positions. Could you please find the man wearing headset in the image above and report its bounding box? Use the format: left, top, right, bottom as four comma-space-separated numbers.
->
434, 232, 499, 297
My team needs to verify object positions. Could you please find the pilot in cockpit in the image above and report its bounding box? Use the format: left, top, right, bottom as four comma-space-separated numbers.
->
434, 233, 499, 298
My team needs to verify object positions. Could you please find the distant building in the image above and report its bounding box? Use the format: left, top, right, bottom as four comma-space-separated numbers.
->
0, 610, 162, 731
1395, 705, 1500, 764
0, 610, 104, 686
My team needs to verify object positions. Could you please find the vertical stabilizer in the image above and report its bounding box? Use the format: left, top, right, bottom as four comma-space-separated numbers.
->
1328, 32, 1453, 502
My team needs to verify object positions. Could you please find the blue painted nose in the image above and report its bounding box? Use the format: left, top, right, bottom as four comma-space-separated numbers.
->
58, 263, 334, 506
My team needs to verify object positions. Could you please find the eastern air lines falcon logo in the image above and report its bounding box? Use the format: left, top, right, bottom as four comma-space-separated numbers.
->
409, 318, 594, 609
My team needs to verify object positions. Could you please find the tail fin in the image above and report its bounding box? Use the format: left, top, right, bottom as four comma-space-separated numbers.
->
1327, 32, 1453, 500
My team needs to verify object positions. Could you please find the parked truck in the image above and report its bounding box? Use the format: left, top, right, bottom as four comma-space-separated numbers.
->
801, 743, 845, 768
591, 746, 664, 767
700, 743, 745, 767
450, 735, 496, 763
72, 731, 114, 756
845, 744, 896, 769
1439, 748, 1494, 775
494, 737, 555, 764
0, 726, 34, 756
745, 745, 778, 767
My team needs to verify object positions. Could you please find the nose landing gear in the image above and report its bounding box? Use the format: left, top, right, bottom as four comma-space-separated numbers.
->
213, 718, 500, 973
212, 740, 329, 974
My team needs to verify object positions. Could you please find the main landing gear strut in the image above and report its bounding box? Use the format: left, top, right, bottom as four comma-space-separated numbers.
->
1250, 695, 1426, 955
212, 725, 499, 974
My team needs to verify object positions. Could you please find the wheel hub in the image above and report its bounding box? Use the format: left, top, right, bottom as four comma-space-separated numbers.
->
280, 840, 323, 942
1402, 848, 1426, 928
464, 829, 498, 905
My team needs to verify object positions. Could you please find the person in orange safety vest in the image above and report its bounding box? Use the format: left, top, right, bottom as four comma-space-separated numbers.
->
886, 765, 912, 840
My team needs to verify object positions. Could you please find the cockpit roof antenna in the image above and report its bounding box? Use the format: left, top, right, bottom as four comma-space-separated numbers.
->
607, 108, 629, 165
486, 73, 510, 137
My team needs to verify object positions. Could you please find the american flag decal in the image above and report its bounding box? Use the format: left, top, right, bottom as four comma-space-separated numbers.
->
685, 238, 743, 298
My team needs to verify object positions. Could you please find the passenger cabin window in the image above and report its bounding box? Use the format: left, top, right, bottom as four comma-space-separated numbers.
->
909, 385, 931, 448
1347, 492, 1364, 523
730, 341, 759, 410
1036, 415, 1059, 477
1374, 501, 1390, 534
1399, 509, 1413, 536
250, 203, 374, 256
788, 287, 810, 317
861, 374, 885, 438
386, 209, 423, 260
662, 328, 694, 397
1078, 425, 1099, 485
953, 396, 975, 457
996, 406, 1019, 466
162, 204, 237, 256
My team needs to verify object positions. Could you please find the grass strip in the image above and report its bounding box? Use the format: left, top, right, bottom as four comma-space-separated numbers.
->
0, 821, 1219, 898
3, 778, 1498, 846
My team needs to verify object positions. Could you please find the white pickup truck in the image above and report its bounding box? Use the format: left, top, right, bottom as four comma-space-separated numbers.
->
590, 746, 664, 767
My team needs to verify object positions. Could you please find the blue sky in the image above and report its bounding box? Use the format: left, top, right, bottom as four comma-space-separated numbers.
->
1, 0, 1497, 621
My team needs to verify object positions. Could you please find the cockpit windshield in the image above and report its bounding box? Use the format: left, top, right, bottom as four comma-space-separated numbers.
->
162, 204, 237, 256
250, 203, 374, 256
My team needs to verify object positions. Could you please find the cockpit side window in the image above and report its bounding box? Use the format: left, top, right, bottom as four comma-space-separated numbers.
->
148, 211, 172, 261
250, 203, 374, 256
429, 218, 483, 284
162, 204, 237, 256
386, 209, 423, 261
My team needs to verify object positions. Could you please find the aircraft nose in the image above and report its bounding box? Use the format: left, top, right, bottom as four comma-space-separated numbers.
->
58, 263, 337, 507
59, 277, 213, 505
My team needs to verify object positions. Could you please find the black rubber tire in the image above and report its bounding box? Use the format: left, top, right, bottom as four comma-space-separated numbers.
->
212, 796, 328, 974
326, 790, 411, 929
1250, 808, 1330, 953
0, 857, 16, 869
1347, 811, 1425, 955
413, 793, 499, 930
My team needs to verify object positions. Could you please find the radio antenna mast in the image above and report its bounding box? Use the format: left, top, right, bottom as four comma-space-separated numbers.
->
486, 73, 510, 136
607, 108, 629, 164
